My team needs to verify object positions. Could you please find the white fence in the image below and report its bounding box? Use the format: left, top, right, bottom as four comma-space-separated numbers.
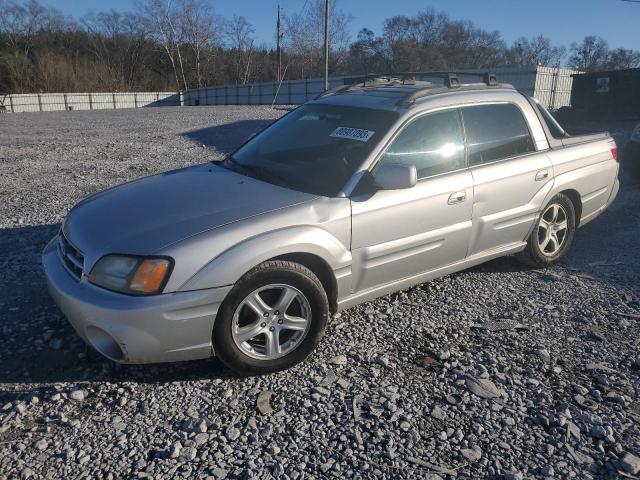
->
0, 67, 581, 113
183, 66, 582, 110
459, 67, 580, 109
183, 77, 345, 107
0, 91, 180, 113
532, 66, 581, 110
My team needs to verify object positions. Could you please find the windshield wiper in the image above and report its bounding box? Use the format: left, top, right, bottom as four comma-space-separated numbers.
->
218, 155, 243, 171
217, 156, 255, 176
220, 156, 289, 188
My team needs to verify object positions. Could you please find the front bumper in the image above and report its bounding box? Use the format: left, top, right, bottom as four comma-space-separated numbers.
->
42, 237, 232, 364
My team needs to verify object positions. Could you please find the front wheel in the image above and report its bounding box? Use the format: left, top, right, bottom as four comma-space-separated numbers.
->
213, 260, 329, 375
517, 193, 576, 268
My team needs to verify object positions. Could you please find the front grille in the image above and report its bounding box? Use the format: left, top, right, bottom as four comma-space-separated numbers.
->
57, 233, 84, 280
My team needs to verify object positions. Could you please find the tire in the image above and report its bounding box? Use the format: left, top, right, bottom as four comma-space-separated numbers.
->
517, 193, 576, 268
213, 260, 329, 375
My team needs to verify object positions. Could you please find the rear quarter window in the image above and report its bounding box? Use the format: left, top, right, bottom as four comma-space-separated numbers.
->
462, 104, 536, 165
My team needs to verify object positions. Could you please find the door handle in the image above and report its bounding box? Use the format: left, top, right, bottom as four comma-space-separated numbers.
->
535, 169, 549, 181
448, 191, 466, 205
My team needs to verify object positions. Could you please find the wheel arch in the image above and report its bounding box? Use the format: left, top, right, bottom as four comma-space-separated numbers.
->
558, 188, 582, 226
270, 252, 338, 313
178, 226, 351, 298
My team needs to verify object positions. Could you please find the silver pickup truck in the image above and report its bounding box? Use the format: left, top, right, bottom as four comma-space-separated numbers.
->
43, 73, 619, 374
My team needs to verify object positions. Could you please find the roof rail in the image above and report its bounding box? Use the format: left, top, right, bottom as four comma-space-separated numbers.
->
396, 71, 498, 86
316, 70, 502, 101
315, 84, 352, 99
316, 74, 408, 99
483, 72, 498, 86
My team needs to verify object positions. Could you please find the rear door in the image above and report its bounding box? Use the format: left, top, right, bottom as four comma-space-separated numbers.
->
350, 108, 473, 293
461, 103, 554, 256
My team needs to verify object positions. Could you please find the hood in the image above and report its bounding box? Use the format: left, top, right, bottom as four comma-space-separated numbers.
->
63, 163, 316, 261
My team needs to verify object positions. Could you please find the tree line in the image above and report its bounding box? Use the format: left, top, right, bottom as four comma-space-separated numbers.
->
1, 0, 639, 94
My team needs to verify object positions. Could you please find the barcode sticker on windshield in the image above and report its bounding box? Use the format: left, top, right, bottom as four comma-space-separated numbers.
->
330, 126, 375, 142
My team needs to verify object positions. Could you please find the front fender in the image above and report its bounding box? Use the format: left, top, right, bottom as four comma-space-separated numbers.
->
178, 226, 352, 291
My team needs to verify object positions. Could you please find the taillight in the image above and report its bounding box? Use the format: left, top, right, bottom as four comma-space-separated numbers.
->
611, 147, 618, 161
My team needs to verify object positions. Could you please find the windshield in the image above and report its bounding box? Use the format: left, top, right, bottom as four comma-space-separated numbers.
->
221, 104, 398, 196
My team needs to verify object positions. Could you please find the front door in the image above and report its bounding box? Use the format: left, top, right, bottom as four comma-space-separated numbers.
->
350, 108, 473, 293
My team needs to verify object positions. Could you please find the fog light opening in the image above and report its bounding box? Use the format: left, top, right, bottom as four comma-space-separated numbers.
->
85, 326, 125, 361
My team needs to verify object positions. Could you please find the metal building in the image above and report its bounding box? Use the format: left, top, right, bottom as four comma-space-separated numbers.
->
570, 68, 640, 119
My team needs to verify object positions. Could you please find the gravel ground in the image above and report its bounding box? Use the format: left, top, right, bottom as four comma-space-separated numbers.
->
1, 106, 639, 480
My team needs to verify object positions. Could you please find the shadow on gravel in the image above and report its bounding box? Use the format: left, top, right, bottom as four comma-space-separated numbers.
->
563, 171, 640, 294
469, 172, 640, 295
0, 223, 230, 391
468, 256, 531, 274
182, 119, 274, 154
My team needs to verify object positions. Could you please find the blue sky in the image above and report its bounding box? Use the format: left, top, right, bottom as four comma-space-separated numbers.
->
41, 0, 640, 50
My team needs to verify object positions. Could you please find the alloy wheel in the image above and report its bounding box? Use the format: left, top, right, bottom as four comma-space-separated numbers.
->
537, 203, 569, 256
231, 284, 312, 360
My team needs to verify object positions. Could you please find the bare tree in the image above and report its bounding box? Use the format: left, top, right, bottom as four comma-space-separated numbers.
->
509, 35, 566, 68
179, 0, 219, 88
138, 0, 188, 91
349, 28, 388, 74
223, 15, 255, 84
0, 0, 72, 52
0, 0, 46, 53
378, 9, 506, 71
570, 36, 609, 72
82, 10, 149, 90
0, 0, 76, 93
605, 47, 640, 70
284, 0, 352, 78
382, 15, 414, 45
6, 0, 640, 95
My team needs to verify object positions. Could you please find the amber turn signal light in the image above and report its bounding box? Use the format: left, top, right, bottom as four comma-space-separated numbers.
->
130, 259, 170, 294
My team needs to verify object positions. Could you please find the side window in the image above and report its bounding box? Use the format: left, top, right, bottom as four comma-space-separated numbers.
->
462, 104, 535, 165
379, 109, 465, 179
533, 98, 567, 139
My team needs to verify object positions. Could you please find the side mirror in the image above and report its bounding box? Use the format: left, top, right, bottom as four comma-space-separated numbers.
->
374, 163, 417, 190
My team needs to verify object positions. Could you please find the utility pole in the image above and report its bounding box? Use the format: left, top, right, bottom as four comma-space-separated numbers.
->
323, 0, 330, 91
276, 5, 282, 83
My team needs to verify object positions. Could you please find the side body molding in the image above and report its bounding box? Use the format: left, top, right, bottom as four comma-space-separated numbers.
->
178, 226, 352, 292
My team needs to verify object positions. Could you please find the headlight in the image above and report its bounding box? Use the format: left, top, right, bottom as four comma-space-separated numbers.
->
89, 255, 173, 295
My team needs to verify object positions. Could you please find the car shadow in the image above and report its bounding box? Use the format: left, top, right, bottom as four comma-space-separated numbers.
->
561, 170, 640, 296
0, 224, 230, 392
467, 170, 640, 294
1, 172, 637, 391
181, 119, 275, 155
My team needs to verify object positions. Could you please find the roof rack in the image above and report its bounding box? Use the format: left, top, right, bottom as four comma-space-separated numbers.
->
315, 74, 408, 99
388, 71, 498, 87
317, 71, 500, 100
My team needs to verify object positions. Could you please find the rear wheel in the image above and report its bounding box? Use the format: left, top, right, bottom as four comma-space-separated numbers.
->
213, 260, 329, 375
518, 193, 576, 268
